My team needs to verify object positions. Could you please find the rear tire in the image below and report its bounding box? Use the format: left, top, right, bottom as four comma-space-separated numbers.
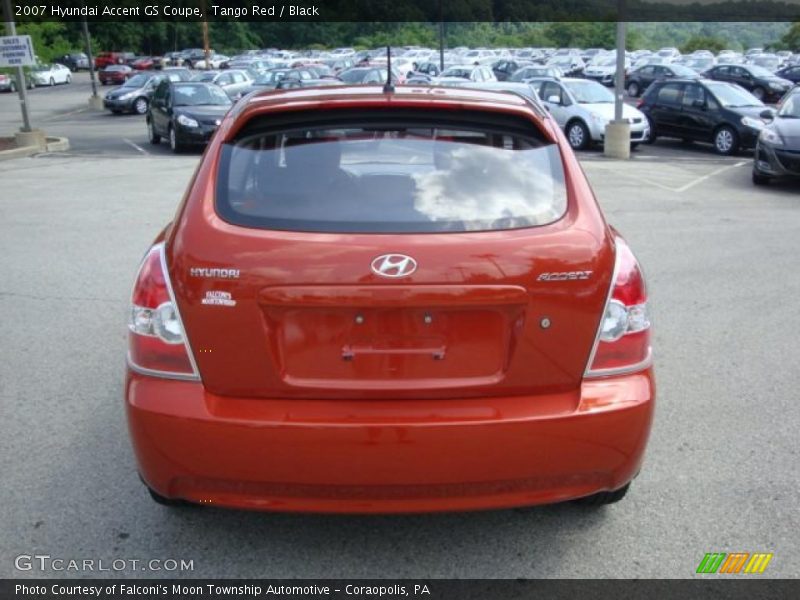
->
66, 75, 71, 84
574, 483, 630, 506
627, 82, 640, 97
752, 86, 766, 101
49, 77, 55, 86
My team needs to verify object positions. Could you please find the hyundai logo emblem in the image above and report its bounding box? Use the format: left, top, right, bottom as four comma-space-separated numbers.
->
371, 254, 417, 278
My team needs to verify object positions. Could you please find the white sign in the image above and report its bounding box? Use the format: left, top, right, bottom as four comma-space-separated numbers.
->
0, 35, 35, 68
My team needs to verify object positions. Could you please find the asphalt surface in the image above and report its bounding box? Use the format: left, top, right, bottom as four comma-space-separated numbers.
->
1, 73, 799, 579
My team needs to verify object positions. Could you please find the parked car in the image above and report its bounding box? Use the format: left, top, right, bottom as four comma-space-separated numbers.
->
0, 72, 12, 92
29, 63, 71, 86
509, 65, 563, 81
95, 52, 133, 69
638, 78, 770, 155
775, 65, 800, 84
99, 64, 133, 85
190, 69, 253, 99
146, 81, 232, 152
338, 66, 403, 85
752, 90, 800, 184
491, 59, 531, 81
104, 70, 191, 115
683, 56, 716, 73
625, 64, 699, 97
411, 61, 446, 78
703, 64, 792, 103
131, 56, 160, 71
179, 49, 215, 69
191, 54, 230, 70
582, 55, 629, 87
127, 84, 654, 512
437, 65, 496, 83
55, 53, 90, 71
545, 55, 585, 77
530, 77, 650, 149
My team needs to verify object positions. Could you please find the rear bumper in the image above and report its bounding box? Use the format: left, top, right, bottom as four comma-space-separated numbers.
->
126, 369, 655, 513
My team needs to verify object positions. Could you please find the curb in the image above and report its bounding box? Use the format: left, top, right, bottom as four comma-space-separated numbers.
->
0, 137, 70, 161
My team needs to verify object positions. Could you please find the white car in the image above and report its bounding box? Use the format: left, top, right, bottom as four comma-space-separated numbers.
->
583, 55, 630, 87
436, 65, 497, 84
29, 63, 71, 86
530, 77, 650, 150
192, 54, 229, 70
461, 49, 496, 65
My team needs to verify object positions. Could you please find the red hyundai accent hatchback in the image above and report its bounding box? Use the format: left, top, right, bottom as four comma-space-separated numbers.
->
125, 85, 654, 513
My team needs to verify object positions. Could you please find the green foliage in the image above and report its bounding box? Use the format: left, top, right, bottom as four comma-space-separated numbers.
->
12, 21, 793, 59
16, 22, 73, 63
680, 35, 727, 54
781, 22, 800, 51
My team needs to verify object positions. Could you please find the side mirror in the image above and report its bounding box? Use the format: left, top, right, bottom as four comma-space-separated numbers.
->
547, 95, 561, 104
760, 108, 776, 120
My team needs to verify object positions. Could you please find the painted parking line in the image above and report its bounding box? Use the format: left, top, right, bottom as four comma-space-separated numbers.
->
674, 161, 748, 193
584, 159, 748, 194
122, 138, 149, 155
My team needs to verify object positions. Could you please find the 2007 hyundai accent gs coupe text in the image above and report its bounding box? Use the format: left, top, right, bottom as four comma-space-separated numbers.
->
125, 83, 655, 513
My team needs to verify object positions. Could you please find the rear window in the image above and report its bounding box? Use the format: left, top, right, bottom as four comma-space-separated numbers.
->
215, 110, 567, 233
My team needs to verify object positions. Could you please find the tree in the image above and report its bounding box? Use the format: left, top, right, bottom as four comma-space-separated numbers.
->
781, 21, 800, 52
680, 35, 727, 54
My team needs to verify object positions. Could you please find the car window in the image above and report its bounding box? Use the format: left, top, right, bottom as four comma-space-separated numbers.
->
682, 84, 705, 107
541, 81, 563, 103
714, 66, 729, 77
656, 83, 683, 106
217, 111, 568, 234
639, 66, 654, 76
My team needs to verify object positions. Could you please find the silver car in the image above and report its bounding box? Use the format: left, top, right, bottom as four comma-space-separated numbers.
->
528, 77, 650, 150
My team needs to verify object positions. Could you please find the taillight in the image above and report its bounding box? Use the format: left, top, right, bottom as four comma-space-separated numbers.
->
585, 236, 652, 377
636, 98, 645, 108
128, 243, 199, 380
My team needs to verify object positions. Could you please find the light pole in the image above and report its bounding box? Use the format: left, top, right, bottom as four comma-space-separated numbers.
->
2, 0, 32, 133
604, 0, 631, 159
80, 10, 102, 110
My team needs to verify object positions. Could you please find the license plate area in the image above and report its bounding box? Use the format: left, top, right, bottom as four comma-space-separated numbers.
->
265, 307, 515, 389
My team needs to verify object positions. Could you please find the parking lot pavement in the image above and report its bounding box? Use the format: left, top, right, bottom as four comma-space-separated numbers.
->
1, 79, 799, 580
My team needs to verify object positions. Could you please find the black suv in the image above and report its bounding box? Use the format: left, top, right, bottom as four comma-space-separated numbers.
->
703, 64, 792, 103
638, 78, 771, 155
624, 64, 699, 98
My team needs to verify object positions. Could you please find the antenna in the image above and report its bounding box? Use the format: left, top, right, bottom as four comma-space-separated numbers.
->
383, 45, 395, 93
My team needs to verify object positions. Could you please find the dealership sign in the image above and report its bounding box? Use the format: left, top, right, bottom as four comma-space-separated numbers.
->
0, 35, 35, 68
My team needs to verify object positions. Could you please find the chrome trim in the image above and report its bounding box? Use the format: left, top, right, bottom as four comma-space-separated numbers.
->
158, 242, 202, 381
126, 242, 202, 382
127, 353, 201, 382
583, 242, 620, 376
584, 348, 653, 379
